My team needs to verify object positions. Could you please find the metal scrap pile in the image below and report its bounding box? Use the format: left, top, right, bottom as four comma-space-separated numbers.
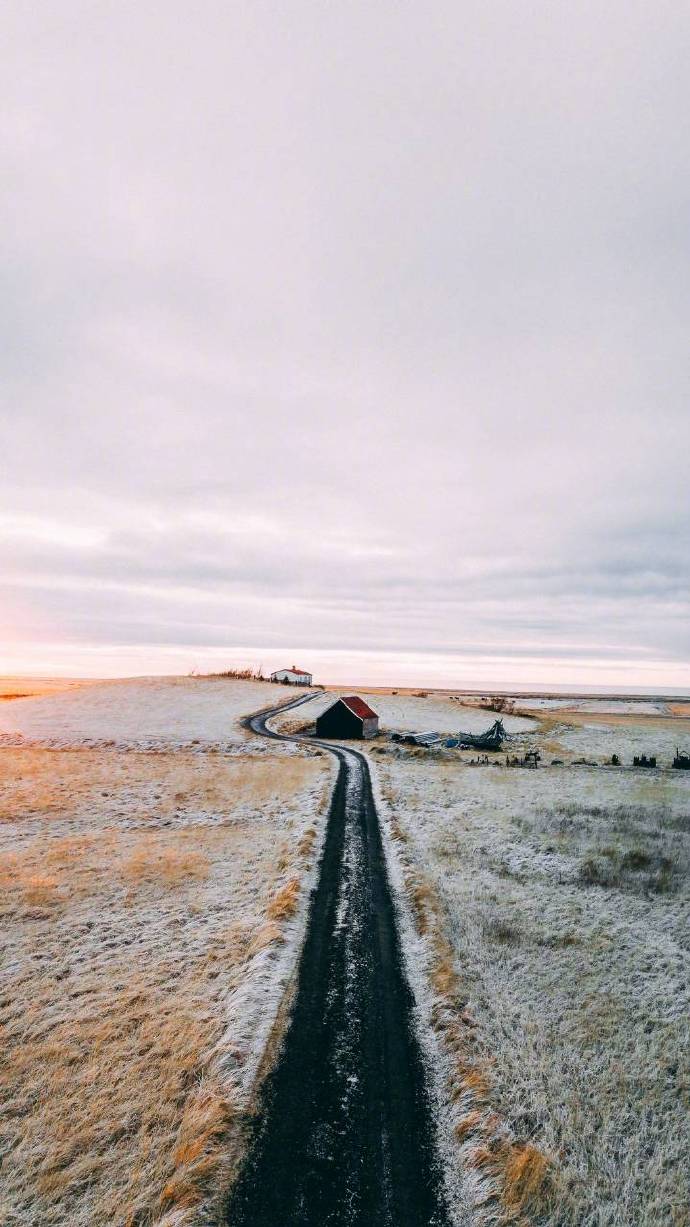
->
390, 718, 509, 751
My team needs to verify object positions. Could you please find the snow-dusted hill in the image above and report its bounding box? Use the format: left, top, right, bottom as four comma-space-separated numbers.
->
0, 676, 301, 751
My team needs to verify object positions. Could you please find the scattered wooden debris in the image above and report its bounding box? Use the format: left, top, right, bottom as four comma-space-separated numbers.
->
457, 719, 507, 751
505, 750, 541, 768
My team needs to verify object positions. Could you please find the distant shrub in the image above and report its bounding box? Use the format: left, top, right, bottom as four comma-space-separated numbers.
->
484, 696, 516, 715
579, 856, 618, 888
665, 813, 690, 832
646, 857, 677, 894
620, 848, 652, 871
578, 848, 680, 894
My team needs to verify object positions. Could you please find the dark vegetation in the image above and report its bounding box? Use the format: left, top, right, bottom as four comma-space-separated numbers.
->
526, 802, 689, 896
191, 666, 270, 681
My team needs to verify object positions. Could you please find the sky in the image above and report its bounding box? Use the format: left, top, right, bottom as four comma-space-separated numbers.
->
1, 1, 689, 691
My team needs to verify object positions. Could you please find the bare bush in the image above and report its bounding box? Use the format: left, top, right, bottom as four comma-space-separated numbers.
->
192, 666, 268, 681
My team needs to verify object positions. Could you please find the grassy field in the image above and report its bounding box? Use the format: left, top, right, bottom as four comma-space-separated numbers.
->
3, 681, 688, 1225
0, 684, 333, 1227
373, 750, 690, 1226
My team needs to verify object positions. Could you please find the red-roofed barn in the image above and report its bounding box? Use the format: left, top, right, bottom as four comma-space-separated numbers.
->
315, 696, 379, 740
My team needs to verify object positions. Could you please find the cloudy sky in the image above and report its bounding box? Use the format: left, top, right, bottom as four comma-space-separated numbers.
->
2, 2, 689, 690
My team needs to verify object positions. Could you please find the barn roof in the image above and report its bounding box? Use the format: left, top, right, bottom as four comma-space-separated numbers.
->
273, 665, 311, 674
340, 695, 378, 720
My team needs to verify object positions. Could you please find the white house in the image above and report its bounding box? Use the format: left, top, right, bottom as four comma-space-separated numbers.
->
270, 665, 313, 686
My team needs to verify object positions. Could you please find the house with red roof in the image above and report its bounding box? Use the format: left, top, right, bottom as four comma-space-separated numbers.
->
270, 665, 313, 686
315, 695, 379, 740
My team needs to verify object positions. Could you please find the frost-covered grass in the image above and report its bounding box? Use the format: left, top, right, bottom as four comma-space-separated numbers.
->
503, 693, 690, 765
0, 680, 333, 1227
544, 713, 690, 765
367, 692, 535, 736
515, 697, 672, 716
373, 753, 690, 1226
0, 676, 302, 749
271, 688, 535, 738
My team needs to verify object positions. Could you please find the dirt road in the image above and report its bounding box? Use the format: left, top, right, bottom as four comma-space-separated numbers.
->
226, 695, 449, 1226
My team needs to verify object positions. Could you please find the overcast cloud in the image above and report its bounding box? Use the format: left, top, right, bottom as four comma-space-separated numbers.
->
1, 1, 689, 688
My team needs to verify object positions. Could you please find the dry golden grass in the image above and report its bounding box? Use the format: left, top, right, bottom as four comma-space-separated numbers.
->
245, 921, 284, 960
122, 838, 210, 886
407, 873, 435, 936
297, 825, 318, 857
0, 743, 332, 1227
466, 1139, 552, 1218
21, 872, 62, 906
454, 1109, 483, 1143
266, 876, 301, 921
0, 747, 320, 826
157, 1085, 238, 1223
0, 675, 95, 700
389, 816, 409, 843
4, 980, 232, 1225
502, 1143, 551, 1212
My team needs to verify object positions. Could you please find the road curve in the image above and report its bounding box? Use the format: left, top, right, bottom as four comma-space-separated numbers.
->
226, 693, 450, 1227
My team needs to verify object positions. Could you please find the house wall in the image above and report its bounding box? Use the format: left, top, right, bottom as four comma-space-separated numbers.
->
315, 703, 363, 739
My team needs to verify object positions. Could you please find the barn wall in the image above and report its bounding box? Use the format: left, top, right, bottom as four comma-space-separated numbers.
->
315, 703, 362, 739
315, 703, 379, 739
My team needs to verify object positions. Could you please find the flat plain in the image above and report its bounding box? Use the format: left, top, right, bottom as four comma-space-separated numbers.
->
2, 680, 688, 1227
0, 679, 333, 1227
